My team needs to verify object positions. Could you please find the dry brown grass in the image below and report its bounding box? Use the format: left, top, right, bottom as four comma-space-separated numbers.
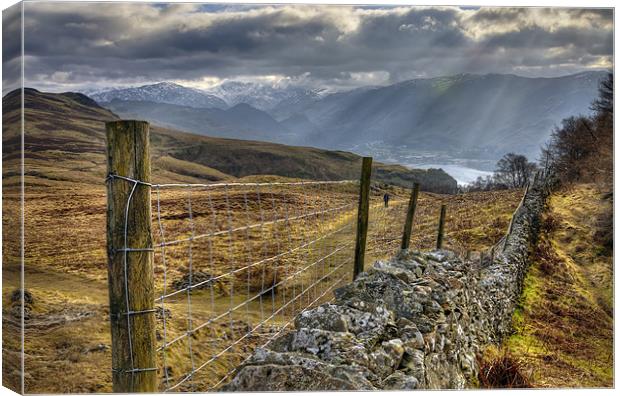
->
2, 179, 522, 393
364, 188, 523, 263
505, 184, 613, 388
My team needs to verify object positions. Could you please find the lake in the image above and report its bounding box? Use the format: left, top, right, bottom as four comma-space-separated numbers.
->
410, 164, 493, 186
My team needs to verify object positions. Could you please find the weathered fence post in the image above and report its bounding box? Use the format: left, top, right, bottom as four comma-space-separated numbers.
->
401, 182, 420, 250
353, 157, 372, 280
436, 204, 447, 250
106, 120, 157, 392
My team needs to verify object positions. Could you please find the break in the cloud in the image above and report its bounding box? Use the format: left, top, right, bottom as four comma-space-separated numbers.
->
2, 2, 614, 93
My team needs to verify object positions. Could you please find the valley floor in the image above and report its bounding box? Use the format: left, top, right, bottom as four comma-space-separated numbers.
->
505, 183, 613, 387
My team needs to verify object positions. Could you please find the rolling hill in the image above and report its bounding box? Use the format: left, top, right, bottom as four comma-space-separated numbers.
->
2, 88, 457, 193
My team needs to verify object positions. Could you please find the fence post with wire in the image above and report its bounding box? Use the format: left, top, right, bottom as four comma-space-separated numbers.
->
436, 204, 447, 249
401, 182, 420, 250
105, 120, 157, 392
105, 120, 370, 391
104, 119, 483, 391
353, 157, 372, 280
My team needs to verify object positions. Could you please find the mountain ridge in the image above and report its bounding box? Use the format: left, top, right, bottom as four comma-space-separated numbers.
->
102, 98, 293, 144
90, 82, 228, 109
82, 70, 608, 161
295, 70, 607, 158
205, 81, 327, 113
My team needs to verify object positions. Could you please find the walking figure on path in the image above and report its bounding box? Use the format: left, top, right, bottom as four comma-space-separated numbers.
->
383, 192, 390, 208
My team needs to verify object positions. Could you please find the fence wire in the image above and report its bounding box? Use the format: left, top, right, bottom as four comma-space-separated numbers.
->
111, 176, 359, 391
108, 171, 489, 392
365, 187, 410, 266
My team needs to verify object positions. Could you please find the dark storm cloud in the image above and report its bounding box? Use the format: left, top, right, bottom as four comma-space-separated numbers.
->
10, 3, 613, 92
3, 3, 22, 93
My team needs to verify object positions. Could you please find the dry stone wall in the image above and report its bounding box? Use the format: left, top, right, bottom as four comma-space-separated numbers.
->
222, 177, 549, 391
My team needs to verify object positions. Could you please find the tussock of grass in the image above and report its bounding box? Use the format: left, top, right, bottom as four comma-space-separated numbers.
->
478, 346, 533, 388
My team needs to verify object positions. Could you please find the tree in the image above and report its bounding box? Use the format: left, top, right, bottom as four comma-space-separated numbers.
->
494, 153, 537, 188
543, 72, 613, 186
545, 116, 594, 182
591, 73, 613, 116
538, 141, 553, 176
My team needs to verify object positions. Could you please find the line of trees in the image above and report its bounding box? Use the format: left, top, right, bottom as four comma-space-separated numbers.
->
541, 73, 612, 187
465, 153, 537, 192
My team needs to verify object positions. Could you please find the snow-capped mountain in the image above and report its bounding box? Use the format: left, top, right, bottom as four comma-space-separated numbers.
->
90, 71, 607, 161
205, 81, 327, 115
91, 82, 228, 109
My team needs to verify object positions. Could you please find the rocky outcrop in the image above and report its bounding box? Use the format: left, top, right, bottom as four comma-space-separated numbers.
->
222, 177, 549, 391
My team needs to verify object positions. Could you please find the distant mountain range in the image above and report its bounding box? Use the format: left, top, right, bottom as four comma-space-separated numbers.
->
205, 81, 327, 115
103, 99, 294, 143
299, 72, 606, 159
91, 71, 608, 161
91, 82, 228, 109
3, 88, 457, 193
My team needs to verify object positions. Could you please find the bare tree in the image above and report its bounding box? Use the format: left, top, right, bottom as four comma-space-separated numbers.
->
494, 153, 537, 188
546, 116, 595, 183
538, 72, 612, 187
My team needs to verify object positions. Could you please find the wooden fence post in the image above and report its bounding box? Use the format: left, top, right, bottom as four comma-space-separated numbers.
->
353, 157, 372, 280
401, 182, 420, 250
436, 204, 447, 250
106, 120, 157, 392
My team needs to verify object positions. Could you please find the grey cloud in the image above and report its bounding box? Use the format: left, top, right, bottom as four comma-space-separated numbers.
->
3, 3, 22, 93
8, 3, 613, 93
482, 25, 612, 51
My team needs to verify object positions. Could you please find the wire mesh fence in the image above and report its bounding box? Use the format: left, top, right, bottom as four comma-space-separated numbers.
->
104, 121, 525, 393
108, 168, 423, 391
365, 186, 410, 265
146, 179, 359, 391
107, 176, 512, 391
107, 175, 509, 391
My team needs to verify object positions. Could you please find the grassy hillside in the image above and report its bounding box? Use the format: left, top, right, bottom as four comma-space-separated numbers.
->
2, 88, 457, 192
491, 184, 613, 387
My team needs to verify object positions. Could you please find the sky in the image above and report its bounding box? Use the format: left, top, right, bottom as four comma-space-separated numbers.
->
2, 2, 614, 94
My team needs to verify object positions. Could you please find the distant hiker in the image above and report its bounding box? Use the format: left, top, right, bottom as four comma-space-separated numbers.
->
383, 193, 390, 208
